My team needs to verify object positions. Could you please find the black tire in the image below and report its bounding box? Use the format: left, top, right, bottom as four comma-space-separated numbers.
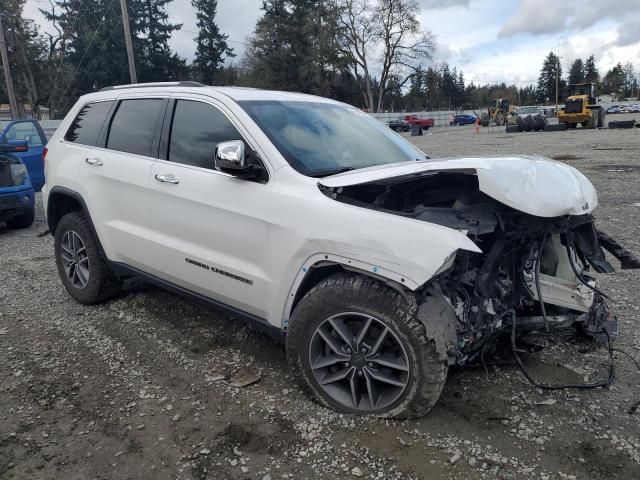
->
505, 124, 522, 133
533, 114, 547, 130
54, 211, 122, 305
568, 123, 577, 128
524, 115, 539, 131
6, 207, 34, 229
286, 274, 448, 419
544, 123, 569, 132
609, 120, 635, 129
586, 109, 598, 129
597, 108, 605, 128
516, 116, 531, 132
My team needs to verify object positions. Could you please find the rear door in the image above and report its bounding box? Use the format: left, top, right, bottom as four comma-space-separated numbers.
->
76, 96, 166, 269
147, 96, 271, 318
1, 120, 47, 191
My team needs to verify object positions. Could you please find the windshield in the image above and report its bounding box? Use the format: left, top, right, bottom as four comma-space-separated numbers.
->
239, 100, 427, 176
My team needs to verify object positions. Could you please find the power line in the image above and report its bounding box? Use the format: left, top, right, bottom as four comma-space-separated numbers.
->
51, 0, 118, 116
46, 0, 85, 112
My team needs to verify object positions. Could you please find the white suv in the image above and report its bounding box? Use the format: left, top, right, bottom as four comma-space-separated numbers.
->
44, 82, 638, 418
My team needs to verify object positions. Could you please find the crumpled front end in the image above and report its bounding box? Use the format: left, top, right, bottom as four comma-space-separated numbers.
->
434, 212, 629, 366
321, 163, 640, 368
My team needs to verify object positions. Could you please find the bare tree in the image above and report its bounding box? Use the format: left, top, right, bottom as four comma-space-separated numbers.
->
374, 0, 435, 112
337, 0, 377, 111
338, 0, 435, 112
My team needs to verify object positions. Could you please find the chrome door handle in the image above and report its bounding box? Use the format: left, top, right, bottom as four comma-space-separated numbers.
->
154, 173, 179, 184
85, 157, 103, 166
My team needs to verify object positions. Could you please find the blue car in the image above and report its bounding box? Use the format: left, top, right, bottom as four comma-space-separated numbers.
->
0, 120, 47, 192
450, 114, 477, 126
0, 140, 35, 229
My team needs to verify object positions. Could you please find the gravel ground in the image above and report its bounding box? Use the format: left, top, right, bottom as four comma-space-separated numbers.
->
2, 116, 640, 480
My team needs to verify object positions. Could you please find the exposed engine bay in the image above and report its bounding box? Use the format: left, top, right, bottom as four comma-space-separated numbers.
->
321, 170, 640, 377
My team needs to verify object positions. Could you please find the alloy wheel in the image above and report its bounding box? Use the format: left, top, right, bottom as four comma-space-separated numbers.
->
308, 312, 410, 411
60, 230, 90, 289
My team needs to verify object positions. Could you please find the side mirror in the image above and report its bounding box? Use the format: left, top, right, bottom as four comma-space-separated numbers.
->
215, 140, 246, 171
0, 140, 28, 153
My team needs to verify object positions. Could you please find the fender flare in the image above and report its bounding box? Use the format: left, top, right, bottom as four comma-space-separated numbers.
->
281, 253, 422, 329
46, 186, 106, 257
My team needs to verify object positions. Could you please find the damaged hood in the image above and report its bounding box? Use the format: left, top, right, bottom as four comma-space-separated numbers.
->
319, 156, 598, 218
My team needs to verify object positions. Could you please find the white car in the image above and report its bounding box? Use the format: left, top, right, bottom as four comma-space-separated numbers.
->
43, 82, 639, 418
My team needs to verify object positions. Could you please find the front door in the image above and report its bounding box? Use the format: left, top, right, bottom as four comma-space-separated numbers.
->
2, 121, 46, 191
148, 98, 271, 318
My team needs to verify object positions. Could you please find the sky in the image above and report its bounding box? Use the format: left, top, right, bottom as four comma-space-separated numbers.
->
23, 0, 640, 87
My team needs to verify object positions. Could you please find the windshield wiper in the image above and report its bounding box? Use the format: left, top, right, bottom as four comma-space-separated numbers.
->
308, 167, 355, 178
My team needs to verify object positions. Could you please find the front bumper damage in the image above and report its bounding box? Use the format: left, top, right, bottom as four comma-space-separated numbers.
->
432, 214, 636, 367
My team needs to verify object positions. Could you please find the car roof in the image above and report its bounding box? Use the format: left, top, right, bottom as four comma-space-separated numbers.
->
81, 82, 344, 105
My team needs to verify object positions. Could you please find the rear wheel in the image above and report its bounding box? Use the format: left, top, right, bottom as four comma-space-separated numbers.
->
6, 207, 34, 229
54, 211, 122, 304
287, 274, 448, 418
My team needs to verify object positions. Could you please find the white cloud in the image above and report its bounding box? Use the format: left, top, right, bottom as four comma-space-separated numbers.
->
419, 0, 470, 9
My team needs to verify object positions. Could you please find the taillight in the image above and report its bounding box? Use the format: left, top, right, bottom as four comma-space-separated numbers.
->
42, 147, 48, 166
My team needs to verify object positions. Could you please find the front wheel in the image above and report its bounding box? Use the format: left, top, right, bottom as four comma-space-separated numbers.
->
286, 274, 448, 418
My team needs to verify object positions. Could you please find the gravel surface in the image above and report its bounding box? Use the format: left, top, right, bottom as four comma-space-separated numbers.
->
2, 117, 640, 479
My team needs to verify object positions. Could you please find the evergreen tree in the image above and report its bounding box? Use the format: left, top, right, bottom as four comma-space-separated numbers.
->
567, 58, 584, 85
192, 0, 234, 84
248, 0, 348, 100
41, 0, 184, 116
536, 52, 564, 104
583, 54, 599, 84
0, 0, 49, 112
136, 0, 186, 81
622, 62, 636, 98
603, 63, 625, 99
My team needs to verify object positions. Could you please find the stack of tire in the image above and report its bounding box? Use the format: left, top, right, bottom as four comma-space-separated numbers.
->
505, 114, 565, 133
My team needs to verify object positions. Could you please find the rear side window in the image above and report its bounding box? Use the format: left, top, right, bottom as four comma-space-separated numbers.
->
107, 99, 164, 157
168, 100, 243, 169
65, 101, 113, 145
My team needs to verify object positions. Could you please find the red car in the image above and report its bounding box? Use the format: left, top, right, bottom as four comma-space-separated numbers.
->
403, 115, 435, 129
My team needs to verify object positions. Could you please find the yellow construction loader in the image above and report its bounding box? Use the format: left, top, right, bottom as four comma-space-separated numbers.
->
481, 98, 514, 126
558, 83, 604, 129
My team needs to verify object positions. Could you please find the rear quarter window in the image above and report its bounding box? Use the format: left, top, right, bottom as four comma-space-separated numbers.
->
64, 101, 114, 146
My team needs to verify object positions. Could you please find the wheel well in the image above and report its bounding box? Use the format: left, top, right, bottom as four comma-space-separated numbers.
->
291, 264, 344, 314
47, 191, 83, 234
289, 262, 412, 319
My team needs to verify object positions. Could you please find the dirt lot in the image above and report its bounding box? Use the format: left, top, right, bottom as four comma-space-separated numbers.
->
2, 117, 640, 480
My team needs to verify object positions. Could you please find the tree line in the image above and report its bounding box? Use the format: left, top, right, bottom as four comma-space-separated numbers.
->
1, 0, 638, 119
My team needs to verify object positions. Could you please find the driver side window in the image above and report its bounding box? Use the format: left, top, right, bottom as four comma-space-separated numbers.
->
168, 100, 243, 170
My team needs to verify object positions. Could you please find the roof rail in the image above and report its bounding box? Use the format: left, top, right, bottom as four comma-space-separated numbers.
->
99, 81, 205, 92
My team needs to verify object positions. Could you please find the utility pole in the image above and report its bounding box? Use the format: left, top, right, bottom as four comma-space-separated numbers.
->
555, 58, 559, 116
0, 13, 19, 120
119, 0, 137, 83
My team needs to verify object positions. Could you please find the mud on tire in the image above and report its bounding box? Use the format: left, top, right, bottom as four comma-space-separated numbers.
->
286, 273, 448, 419
54, 211, 122, 305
